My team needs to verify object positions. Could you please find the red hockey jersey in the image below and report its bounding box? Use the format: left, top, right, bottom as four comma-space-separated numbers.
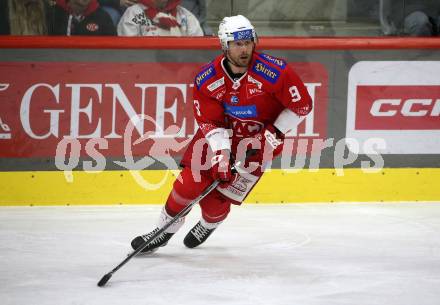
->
181, 51, 312, 169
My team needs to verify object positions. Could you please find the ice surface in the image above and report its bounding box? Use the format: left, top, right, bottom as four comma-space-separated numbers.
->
1, 203, 440, 305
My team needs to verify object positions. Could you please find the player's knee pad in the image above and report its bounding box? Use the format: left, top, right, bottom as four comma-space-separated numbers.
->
199, 189, 231, 223
166, 167, 211, 215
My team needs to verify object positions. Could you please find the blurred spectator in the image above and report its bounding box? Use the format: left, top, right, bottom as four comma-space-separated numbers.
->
99, 0, 138, 11
0, 0, 48, 35
98, 0, 138, 25
117, 0, 203, 36
181, 0, 212, 35
48, 0, 117, 35
381, 0, 440, 36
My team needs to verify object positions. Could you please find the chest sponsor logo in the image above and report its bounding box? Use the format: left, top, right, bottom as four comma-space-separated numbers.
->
252, 60, 280, 84
207, 77, 225, 92
224, 104, 258, 119
248, 75, 262, 89
246, 84, 264, 99
229, 118, 264, 138
212, 88, 226, 100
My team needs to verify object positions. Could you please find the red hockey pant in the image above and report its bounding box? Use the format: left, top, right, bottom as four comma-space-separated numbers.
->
165, 167, 232, 223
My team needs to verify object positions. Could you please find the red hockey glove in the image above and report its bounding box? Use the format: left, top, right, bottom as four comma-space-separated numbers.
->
253, 124, 284, 163
210, 149, 232, 182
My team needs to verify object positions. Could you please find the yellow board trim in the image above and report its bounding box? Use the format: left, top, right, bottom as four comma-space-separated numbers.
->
1, 169, 439, 206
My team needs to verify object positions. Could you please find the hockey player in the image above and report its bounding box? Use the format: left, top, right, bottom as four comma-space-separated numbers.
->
131, 15, 313, 252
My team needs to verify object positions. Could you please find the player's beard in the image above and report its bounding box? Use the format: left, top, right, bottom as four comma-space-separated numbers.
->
226, 49, 253, 68
227, 51, 252, 68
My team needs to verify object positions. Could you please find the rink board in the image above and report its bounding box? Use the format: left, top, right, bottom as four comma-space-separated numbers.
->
1, 168, 439, 206
0, 37, 439, 205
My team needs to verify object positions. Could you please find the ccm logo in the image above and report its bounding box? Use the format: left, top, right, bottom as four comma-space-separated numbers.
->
355, 85, 440, 130
370, 99, 440, 117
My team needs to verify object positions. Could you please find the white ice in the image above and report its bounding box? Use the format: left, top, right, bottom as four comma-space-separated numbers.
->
1, 203, 440, 305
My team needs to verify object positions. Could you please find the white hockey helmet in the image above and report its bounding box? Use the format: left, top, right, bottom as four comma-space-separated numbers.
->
218, 15, 257, 50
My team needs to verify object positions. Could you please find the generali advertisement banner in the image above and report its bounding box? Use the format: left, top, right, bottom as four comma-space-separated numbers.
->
0, 62, 328, 159
347, 61, 440, 154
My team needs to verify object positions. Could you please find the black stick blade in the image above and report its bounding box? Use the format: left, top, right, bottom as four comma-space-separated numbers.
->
97, 273, 112, 287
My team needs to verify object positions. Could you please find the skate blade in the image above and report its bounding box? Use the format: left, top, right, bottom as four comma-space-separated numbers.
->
128, 248, 159, 257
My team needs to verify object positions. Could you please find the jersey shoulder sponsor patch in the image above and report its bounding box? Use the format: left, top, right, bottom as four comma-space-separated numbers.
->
195, 64, 216, 89
258, 53, 286, 70
251, 59, 280, 84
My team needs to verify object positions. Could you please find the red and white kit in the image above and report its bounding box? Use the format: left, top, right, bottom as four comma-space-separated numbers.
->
130, 15, 313, 253
165, 51, 313, 223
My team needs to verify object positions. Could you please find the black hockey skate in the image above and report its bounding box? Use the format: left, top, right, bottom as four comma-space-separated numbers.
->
131, 228, 174, 253
183, 221, 216, 248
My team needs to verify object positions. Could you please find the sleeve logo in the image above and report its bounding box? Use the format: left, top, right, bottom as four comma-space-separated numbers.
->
195, 65, 215, 89
259, 53, 286, 69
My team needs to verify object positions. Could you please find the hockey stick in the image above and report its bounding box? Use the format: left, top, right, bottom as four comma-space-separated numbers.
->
97, 177, 221, 287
